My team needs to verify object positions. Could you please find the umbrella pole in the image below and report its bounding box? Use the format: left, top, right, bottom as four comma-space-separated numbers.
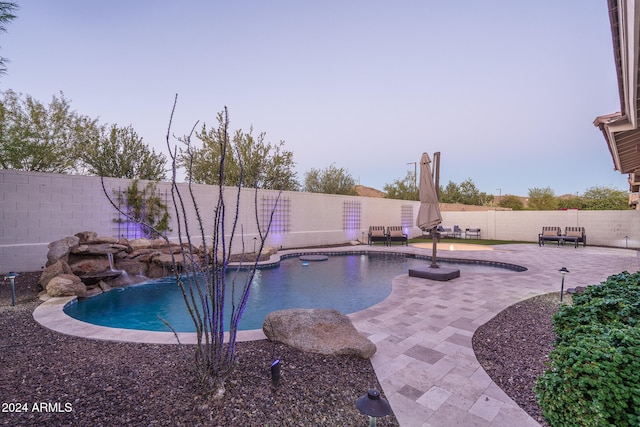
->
431, 152, 441, 269
431, 227, 439, 268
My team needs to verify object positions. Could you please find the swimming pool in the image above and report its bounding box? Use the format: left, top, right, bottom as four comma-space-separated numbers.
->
64, 252, 524, 332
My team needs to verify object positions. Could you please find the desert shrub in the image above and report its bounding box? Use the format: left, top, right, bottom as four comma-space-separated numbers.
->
535, 271, 640, 427
114, 179, 170, 238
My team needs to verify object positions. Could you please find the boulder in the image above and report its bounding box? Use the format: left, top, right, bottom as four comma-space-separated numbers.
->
129, 238, 153, 250
263, 308, 376, 359
75, 231, 97, 243
127, 249, 161, 262
151, 238, 169, 249
46, 236, 80, 265
39, 260, 73, 288
68, 258, 110, 276
262, 245, 278, 258
79, 270, 121, 286
147, 263, 173, 278
46, 274, 87, 298
70, 243, 128, 255
152, 253, 193, 268
113, 259, 149, 276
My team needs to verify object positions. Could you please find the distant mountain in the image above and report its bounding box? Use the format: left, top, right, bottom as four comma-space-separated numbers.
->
355, 185, 386, 198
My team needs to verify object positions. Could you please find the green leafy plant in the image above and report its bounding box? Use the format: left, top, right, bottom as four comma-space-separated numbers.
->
535, 271, 640, 426
115, 179, 170, 238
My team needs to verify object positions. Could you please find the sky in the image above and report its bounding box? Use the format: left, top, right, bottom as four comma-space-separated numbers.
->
0, 0, 627, 197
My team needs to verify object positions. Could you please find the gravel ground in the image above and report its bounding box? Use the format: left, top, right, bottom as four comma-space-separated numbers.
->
473, 292, 568, 427
1, 272, 563, 426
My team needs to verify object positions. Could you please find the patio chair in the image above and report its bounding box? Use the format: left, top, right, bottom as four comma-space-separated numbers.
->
368, 226, 388, 245
538, 226, 562, 246
465, 227, 481, 239
437, 225, 453, 238
387, 226, 408, 246
563, 227, 586, 248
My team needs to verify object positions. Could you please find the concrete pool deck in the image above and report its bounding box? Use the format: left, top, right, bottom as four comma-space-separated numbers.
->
33, 243, 640, 426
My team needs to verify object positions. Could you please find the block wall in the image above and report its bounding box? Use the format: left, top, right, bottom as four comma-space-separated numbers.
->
2, 169, 638, 273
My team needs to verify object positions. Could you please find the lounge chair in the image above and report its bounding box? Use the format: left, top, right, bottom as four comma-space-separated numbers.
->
387, 226, 408, 246
368, 226, 387, 245
465, 227, 481, 239
437, 225, 454, 238
538, 226, 562, 246
563, 227, 586, 248
453, 225, 462, 238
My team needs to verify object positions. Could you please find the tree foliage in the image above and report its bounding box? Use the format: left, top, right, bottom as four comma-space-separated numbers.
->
582, 185, 628, 210
304, 163, 357, 195
439, 178, 493, 205
0, 90, 99, 173
182, 116, 298, 191
81, 124, 167, 180
0, 2, 18, 76
557, 195, 586, 210
498, 194, 524, 210
528, 187, 558, 210
383, 170, 418, 200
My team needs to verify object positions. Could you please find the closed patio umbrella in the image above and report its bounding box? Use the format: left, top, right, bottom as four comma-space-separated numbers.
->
416, 152, 442, 269
416, 152, 442, 231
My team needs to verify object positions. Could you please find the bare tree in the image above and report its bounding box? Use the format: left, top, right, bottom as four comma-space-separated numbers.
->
102, 96, 279, 397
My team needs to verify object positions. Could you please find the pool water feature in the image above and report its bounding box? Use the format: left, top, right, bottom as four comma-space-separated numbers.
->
64, 253, 524, 332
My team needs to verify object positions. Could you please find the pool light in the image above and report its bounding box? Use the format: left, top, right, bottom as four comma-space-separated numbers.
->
356, 388, 391, 427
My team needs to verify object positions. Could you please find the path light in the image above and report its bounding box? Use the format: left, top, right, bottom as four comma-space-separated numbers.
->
270, 359, 281, 387
4, 272, 19, 306
356, 389, 391, 427
559, 267, 570, 302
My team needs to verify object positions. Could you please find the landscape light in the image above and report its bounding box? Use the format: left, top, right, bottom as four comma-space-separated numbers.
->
4, 272, 19, 306
559, 267, 570, 302
356, 389, 391, 427
270, 359, 281, 387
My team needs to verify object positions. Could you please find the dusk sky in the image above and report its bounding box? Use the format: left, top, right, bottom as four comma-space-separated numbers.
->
0, 1, 627, 197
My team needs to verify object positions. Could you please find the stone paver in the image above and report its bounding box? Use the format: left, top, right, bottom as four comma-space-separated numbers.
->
348, 243, 639, 426
33, 243, 640, 426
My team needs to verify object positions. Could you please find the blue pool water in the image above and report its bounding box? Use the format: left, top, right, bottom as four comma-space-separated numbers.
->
64, 253, 522, 332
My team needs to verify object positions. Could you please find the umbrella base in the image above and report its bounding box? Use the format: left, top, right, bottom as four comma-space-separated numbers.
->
409, 267, 460, 281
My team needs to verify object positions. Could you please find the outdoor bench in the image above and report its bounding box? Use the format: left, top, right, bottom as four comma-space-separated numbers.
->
562, 227, 586, 248
465, 227, 481, 239
538, 226, 562, 246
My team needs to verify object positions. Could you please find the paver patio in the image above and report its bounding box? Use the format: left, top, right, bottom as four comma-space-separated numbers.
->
34, 243, 640, 426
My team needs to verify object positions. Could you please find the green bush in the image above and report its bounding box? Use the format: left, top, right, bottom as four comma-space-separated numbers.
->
535, 271, 640, 427
115, 179, 171, 238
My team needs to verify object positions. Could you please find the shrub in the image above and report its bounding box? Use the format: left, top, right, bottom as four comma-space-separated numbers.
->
114, 179, 171, 238
535, 271, 640, 427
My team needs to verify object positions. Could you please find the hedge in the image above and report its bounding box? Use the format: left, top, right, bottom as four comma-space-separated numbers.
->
535, 271, 640, 427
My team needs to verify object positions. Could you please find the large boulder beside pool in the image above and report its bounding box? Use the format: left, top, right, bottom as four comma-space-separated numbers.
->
46, 274, 87, 298
262, 308, 376, 359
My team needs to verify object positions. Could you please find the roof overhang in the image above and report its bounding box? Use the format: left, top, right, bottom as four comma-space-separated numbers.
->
595, 0, 640, 179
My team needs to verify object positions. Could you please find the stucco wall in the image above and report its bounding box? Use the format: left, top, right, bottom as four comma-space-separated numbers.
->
2, 169, 638, 273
